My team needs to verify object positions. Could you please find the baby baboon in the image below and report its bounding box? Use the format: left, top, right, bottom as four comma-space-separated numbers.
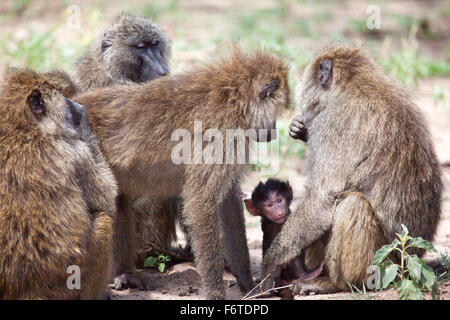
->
244, 179, 324, 288
74, 48, 290, 299
262, 44, 443, 295
0, 69, 118, 299
73, 13, 170, 91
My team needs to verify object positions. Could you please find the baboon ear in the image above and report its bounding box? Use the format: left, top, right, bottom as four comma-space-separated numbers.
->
101, 34, 111, 53
317, 59, 332, 89
244, 199, 259, 216
27, 89, 46, 115
286, 181, 293, 201
259, 79, 280, 100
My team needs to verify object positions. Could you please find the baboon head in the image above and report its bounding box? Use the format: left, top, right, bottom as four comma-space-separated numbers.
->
0, 69, 87, 140
214, 48, 290, 142
296, 44, 375, 125
100, 13, 171, 83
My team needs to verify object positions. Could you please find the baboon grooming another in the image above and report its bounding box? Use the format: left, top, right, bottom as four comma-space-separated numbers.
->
262, 44, 442, 295
75, 48, 290, 299
0, 69, 118, 299
73, 13, 170, 91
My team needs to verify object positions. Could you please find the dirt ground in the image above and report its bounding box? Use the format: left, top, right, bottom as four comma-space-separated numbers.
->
110, 78, 450, 301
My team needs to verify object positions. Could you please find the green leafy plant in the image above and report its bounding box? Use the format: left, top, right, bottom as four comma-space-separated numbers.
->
372, 224, 440, 300
144, 252, 171, 273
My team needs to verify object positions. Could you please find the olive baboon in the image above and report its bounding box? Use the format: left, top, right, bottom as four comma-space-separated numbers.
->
73, 13, 180, 265
244, 179, 324, 287
73, 13, 170, 91
74, 48, 290, 299
0, 69, 118, 299
262, 44, 442, 295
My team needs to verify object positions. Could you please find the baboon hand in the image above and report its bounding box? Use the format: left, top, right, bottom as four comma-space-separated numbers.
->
288, 114, 308, 142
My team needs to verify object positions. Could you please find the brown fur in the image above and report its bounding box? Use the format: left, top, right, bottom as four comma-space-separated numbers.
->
0, 69, 118, 299
73, 13, 171, 91
73, 13, 178, 266
262, 44, 443, 295
74, 48, 290, 299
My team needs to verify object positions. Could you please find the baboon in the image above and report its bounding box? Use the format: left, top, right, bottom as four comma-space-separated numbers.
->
0, 69, 118, 299
73, 13, 170, 91
74, 48, 290, 299
244, 179, 324, 287
73, 13, 179, 266
262, 44, 442, 295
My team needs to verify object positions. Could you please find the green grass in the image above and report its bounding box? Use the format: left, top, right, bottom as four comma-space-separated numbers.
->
0, 27, 82, 72
380, 26, 450, 86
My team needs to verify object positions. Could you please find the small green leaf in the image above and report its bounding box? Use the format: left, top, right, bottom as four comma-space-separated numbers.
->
407, 237, 437, 253
397, 279, 423, 300
143, 257, 152, 268
158, 263, 165, 273
144, 256, 158, 268
373, 239, 400, 265
379, 264, 399, 289
406, 255, 424, 281
397, 224, 411, 244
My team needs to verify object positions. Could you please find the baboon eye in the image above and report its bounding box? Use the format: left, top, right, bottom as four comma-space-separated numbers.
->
135, 42, 146, 49
318, 59, 332, 89
101, 35, 111, 53
151, 40, 160, 46
27, 89, 46, 115
259, 79, 280, 100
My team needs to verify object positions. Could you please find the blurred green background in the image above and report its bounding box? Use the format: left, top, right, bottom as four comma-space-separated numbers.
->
0, 0, 449, 170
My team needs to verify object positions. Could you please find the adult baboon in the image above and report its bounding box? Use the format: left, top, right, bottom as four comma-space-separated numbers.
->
0, 69, 117, 299
73, 13, 170, 91
262, 44, 442, 295
73, 13, 179, 265
75, 48, 290, 299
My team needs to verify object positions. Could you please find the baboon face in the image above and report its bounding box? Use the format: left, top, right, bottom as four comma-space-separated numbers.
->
27, 89, 87, 139
101, 14, 170, 83
248, 74, 289, 143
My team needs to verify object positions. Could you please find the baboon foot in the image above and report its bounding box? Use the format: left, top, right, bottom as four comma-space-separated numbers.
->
292, 276, 340, 296
113, 272, 151, 291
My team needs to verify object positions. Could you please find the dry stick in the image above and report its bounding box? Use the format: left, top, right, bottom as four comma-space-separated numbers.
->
243, 284, 293, 300
241, 274, 293, 300
241, 274, 271, 300
137, 241, 193, 262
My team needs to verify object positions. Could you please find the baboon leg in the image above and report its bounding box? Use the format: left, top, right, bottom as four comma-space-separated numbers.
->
326, 192, 385, 290
81, 212, 114, 299
181, 180, 225, 299
217, 183, 254, 293
113, 195, 150, 290
293, 192, 385, 295
135, 197, 178, 267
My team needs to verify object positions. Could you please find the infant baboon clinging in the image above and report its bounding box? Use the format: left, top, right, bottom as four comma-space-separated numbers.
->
74, 48, 290, 299
73, 13, 170, 91
262, 44, 442, 295
244, 179, 324, 288
0, 69, 118, 299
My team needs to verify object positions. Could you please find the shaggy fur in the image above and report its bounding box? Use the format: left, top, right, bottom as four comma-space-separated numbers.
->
0, 69, 117, 299
73, 13, 171, 91
262, 44, 442, 294
74, 47, 290, 299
